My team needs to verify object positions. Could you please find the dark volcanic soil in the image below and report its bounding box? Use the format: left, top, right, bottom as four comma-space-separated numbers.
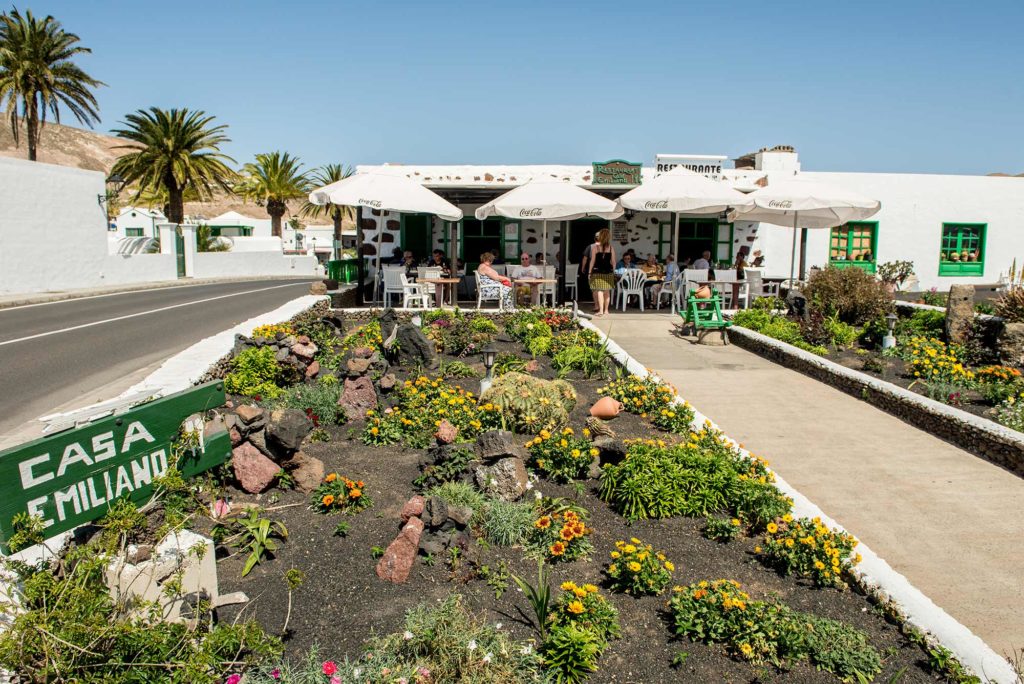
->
212, 333, 941, 684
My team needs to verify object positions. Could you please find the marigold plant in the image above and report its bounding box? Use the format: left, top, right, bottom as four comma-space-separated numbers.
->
904, 336, 974, 384
550, 582, 620, 645
650, 401, 696, 433
309, 473, 372, 514
975, 365, 1024, 404
605, 538, 674, 595
596, 375, 677, 417
526, 505, 592, 563
362, 376, 502, 448
525, 427, 597, 483
340, 320, 384, 353
757, 515, 861, 588
251, 323, 295, 339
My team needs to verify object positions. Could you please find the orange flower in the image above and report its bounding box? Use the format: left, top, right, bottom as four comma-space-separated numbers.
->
534, 516, 552, 529
550, 541, 566, 556
559, 526, 575, 541
357, 480, 365, 488
349, 488, 362, 498
324, 473, 338, 483
321, 494, 335, 506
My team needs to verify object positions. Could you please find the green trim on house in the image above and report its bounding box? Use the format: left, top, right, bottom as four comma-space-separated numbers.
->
125, 227, 144, 237
715, 222, 734, 265
829, 221, 878, 273
938, 223, 986, 276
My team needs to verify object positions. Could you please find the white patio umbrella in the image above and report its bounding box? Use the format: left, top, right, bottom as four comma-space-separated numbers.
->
475, 178, 622, 268
733, 176, 880, 284
310, 172, 463, 303
617, 166, 754, 260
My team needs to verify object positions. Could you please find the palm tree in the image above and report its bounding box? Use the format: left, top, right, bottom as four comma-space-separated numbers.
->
110, 107, 236, 225
237, 151, 310, 238
301, 163, 354, 258
0, 7, 103, 161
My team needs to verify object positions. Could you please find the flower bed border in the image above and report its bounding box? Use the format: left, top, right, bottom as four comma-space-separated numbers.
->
578, 317, 1017, 684
724, 323, 1024, 479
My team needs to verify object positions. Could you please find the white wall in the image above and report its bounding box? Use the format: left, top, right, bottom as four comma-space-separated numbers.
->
192, 252, 320, 278
757, 172, 1024, 290
0, 157, 178, 294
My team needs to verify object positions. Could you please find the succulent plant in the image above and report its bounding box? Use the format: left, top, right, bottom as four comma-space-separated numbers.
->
479, 372, 576, 432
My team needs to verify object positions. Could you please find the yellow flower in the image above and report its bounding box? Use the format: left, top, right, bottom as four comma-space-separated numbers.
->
573, 587, 587, 598
627, 561, 642, 572
589, 448, 599, 457
814, 560, 826, 570
582, 584, 599, 593
664, 561, 675, 572
623, 544, 636, 553
567, 600, 585, 614
785, 538, 795, 548
610, 551, 620, 559
731, 518, 740, 526
608, 563, 617, 573
560, 581, 577, 591
766, 522, 778, 534
782, 513, 793, 523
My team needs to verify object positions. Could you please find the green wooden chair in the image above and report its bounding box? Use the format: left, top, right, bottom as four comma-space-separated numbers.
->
680, 288, 733, 334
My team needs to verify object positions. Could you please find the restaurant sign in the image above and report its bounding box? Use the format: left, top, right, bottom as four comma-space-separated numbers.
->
592, 160, 642, 186
654, 154, 729, 180
0, 381, 231, 551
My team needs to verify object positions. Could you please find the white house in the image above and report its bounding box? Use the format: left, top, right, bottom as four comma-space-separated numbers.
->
112, 206, 165, 239
352, 150, 1024, 291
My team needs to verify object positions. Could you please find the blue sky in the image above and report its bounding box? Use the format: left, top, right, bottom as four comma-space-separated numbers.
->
24, 0, 1024, 174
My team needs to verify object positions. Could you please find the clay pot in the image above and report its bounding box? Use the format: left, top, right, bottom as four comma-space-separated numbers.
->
590, 396, 622, 420
694, 285, 712, 299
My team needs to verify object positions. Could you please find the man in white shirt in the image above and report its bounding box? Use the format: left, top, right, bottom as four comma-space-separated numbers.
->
510, 252, 541, 304
692, 250, 713, 270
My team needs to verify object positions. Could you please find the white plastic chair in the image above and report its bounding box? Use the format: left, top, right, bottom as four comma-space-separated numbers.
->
421, 266, 443, 280
657, 273, 685, 313
616, 269, 649, 311
400, 273, 431, 309
682, 269, 708, 301
565, 264, 578, 300
539, 265, 557, 307
382, 267, 405, 306
491, 263, 507, 276
474, 271, 503, 310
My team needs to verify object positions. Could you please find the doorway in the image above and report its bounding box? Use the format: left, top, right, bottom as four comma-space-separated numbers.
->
461, 217, 511, 272
568, 217, 609, 302
400, 214, 434, 263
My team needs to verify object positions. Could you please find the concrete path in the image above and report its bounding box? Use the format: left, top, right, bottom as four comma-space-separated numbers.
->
592, 312, 1024, 656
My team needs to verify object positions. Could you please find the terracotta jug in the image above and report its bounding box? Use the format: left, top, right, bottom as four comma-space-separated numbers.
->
590, 396, 623, 419
694, 285, 712, 299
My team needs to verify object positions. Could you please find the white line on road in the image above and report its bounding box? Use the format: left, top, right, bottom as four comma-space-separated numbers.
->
0, 282, 308, 347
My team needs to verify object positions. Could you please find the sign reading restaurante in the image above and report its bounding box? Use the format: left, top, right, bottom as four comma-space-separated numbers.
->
592, 160, 642, 185
0, 381, 231, 551
654, 153, 728, 180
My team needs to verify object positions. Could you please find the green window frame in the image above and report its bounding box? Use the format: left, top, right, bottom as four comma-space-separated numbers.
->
125, 227, 144, 237
938, 223, 986, 276
656, 219, 672, 260
829, 221, 878, 273
457, 216, 518, 272
715, 222, 734, 265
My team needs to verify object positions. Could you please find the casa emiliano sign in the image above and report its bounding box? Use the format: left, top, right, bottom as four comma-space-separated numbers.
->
592, 160, 642, 186
0, 381, 231, 552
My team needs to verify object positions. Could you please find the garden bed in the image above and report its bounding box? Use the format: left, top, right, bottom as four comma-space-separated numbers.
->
0, 304, 995, 683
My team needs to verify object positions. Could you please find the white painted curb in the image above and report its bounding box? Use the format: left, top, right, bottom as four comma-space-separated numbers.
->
579, 318, 1018, 684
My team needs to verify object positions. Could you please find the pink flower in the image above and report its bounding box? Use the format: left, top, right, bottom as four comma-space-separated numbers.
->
211, 498, 231, 519
225, 676, 241, 684
270, 669, 281, 680
322, 661, 338, 676
330, 677, 341, 684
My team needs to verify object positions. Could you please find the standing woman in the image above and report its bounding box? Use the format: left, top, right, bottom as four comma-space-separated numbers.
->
587, 229, 615, 317
477, 251, 514, 310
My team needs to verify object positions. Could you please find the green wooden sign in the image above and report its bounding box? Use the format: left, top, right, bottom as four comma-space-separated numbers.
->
0, 381, 231, 552
592, 160, 642, 186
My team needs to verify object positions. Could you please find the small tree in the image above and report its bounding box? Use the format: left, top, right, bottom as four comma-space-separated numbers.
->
877, 260, 915, 290
236, 151, 310, 238
301, 163, 355, 259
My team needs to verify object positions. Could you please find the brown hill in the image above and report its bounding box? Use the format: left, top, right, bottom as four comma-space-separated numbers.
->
0, 118, 323, 222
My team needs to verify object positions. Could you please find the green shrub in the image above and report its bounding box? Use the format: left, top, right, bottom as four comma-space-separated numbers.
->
526, 426, 596, 482
703, 516, 742, 542
804, 266, 893, 325
439, 359, 481, 379
551, 340, 609, 379
482, 499, 536, 546
994, 396, 1024, 432
0, 545, 281, 683
996, 288, 1024, 323
494, 352, 528, 376
425, 310, 497, 356
479, 372, 577, 432
668, 579, 881, 681
505, 310, 550, 343
823, 313, 859, 347
262, 376, 345, 425
414, 447, 476, 489
224, 346, 284, 398
542, 624, 601, 684
897, 310, 946, 339
425, 481, 489, 517
599, 429, 792, 527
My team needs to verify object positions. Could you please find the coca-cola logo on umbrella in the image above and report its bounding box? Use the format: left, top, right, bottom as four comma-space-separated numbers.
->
768, 200, 793, 209
358, 198, 383, 208
519, 208, 544, 217
644, 200, 669, 209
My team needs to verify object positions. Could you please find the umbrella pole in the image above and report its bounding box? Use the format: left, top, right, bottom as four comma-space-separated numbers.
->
542, 220, 547, 268
799, 227, 808, 281
355, 206, 364, 307
673, 212, 679, 261
789, 211, 799, 288
374, 212, 383, 305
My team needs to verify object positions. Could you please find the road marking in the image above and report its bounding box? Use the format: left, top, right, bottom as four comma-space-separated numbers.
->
0, 279, 313, 312
0, 283, 309, 347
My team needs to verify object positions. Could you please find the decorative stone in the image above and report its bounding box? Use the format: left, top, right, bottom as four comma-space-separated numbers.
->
296, 335, 311, 345
394, 324, 437, 369
232, 442, 280, 493
401, 495, 425, 522
585, 416, 616, 439
229, 426, 243, 447
274, 346, 290, 363
945, 284, 975, 344
347, 357, 373, 376
310, 282, 328, 295
235, 405, 265, 426
475, 430, 528, 461
289, 452, 325, 493
590, 396, 622, 419
447, 505, 474, 529
339, 375, 377, 421
999, 322, 1024, 367
265, 409, 313, 456
435, 419, 458, 445
379, 309, 400, 339
786, 289, 808, 319
376, 517, 424, 584
353, 346, 374, 359
305, 360, 321, 379
423, 496, 449, 528
524, 359, 540, 373
592, 436, 628, 466
473, 457, 528, 502
379, 373, 397, 392
291, 341, 318, 360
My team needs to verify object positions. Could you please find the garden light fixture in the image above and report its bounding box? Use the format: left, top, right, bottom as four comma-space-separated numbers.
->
882, 312, 898, 350
480, 343, 498, 396
98, 173, 127, 206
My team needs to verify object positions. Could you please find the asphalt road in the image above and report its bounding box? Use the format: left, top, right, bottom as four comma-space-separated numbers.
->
0, 279, 314, 443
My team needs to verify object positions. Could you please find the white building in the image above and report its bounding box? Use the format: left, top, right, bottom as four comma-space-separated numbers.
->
353, 149, 1024, 291
111, 206, 165, 239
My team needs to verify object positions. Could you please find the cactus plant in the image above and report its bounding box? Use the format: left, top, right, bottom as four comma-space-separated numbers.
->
479, 372, 576, 432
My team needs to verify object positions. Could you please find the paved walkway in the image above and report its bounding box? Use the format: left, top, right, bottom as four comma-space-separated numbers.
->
592, 313, 1024, 656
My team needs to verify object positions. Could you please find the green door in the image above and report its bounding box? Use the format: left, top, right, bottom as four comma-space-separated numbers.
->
460, 217, 508, 272
174, 229, 186, 277
400, 214, 434, 263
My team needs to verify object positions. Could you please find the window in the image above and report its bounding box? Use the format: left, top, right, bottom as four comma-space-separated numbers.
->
829, 221, 878, 272
939, 223, 985, 276
125, 227, 144, 237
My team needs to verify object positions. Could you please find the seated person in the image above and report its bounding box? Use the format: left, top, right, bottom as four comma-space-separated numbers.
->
388, 247, 405, 265
691, 250, 713, 270
750, 250, 765, 267
509, 252, 541, 304
640, 254, 664, 278
477, 251, 514, 309
664, 254, 680, 283
614, 252, 639, 274
402, 251, 418, 279
429, 249, 451, 274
